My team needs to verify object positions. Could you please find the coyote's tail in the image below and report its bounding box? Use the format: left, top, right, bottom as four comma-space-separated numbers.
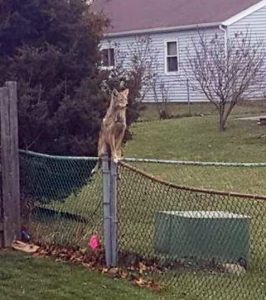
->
91, 159, 102, 175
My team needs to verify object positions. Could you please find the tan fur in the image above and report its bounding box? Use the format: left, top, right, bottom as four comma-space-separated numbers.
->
92, 88, 129, 173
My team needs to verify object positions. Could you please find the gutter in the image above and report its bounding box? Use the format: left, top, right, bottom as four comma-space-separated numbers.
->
104, 22, 221, 38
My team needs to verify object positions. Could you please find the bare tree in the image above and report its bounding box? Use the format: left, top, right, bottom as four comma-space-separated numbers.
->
110, 35, 158, 102
104, 36, 176, 120
126, 36, 157, 101
186, 30, 265, 131
152, 76, 171, 119
126, 36, 175, 119
100, 36, 159, 128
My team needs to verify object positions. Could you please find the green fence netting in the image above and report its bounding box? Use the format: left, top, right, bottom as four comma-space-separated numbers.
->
20, 151, 102, 248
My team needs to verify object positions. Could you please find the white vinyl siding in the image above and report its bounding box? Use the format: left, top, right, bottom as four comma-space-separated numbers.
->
228, 4, 266, 100
228, 4, 266, 40
100, 3, 266, 102
101, 27, 222, 102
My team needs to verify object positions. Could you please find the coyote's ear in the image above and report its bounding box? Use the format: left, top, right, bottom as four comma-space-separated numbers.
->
122, 89, 129, 98
112, 88, 119, 96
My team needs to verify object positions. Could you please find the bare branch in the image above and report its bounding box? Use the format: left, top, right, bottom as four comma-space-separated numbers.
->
111, 35, 159, 102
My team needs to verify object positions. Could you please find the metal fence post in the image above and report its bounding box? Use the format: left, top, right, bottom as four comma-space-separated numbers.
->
102, 154, 112, 267
110, 161, 118, 266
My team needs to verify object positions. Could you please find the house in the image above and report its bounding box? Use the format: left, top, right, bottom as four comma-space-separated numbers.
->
92, 0, 266, 102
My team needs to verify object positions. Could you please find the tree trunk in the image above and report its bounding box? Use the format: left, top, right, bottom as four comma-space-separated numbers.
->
219, 110, 226, 132
219, 119, 225, 132
219, 102, 236, 132
223, 102, 236, 129
219, 107, 226, 132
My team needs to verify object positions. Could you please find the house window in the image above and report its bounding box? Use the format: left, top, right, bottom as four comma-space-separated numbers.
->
101, 48, 115, 67
165, 41, 178, 73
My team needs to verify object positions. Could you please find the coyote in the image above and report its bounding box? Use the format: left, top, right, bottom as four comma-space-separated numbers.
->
92, 88, 129, 173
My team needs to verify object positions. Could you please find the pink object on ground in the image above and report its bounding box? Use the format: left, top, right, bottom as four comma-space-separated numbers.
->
88, 235, 99, 250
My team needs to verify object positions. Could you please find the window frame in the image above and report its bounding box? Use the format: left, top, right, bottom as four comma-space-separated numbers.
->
100, 47, 115, 70
164, 40, 179, 75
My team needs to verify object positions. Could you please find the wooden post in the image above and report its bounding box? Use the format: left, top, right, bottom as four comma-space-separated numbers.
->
0, 198, 3, 247
0, 81, 21, 247
0, 86, 7, 248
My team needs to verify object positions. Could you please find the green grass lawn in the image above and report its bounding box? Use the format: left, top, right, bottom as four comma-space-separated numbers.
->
0, 251, 159, 300
139, 101, 266, 121
2, 251, 264, 300
125, 115, 266, 162
124, 115, 266, 195
19, 115, 266, 300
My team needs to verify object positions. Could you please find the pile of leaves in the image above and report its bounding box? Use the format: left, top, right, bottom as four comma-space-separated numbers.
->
32, 244, 162, 291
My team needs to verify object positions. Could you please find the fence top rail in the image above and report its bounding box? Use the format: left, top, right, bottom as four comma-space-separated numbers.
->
120, 162, 266, 202
19, 150, 98, 161
123, 158, 266, 168
18, 151, 266, 167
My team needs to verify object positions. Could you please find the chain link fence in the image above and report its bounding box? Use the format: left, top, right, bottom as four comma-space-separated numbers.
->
118, 161, 266, 299
20, 151, 266, 299
124, 158, 266, 195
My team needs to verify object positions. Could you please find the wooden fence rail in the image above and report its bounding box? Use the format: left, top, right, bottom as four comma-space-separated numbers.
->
0, 81, 20, 248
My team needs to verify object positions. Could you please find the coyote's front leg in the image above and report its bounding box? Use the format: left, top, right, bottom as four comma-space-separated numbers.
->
114, 128, 126, 162
109, 134, 120, 163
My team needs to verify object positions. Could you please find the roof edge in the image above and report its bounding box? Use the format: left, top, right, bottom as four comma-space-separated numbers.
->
222, 0, 266, 26
104, 22, 221, 38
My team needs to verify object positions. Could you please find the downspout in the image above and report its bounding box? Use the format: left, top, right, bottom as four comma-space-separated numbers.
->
219, 24, 228, 56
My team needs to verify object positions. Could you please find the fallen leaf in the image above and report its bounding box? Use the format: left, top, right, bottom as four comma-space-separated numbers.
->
139, 262, 147, 274
120, 271, 128, 279
101, 268, 109, 274
108, 268, 119, 276
82, 263, 93, 269
134, 277, 146, 287
149, 281, 161, 292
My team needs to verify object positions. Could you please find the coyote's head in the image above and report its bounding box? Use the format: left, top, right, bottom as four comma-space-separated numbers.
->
111, 88, 129, 109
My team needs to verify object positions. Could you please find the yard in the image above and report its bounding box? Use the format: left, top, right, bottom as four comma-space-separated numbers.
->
0, 251, 158, 300
3, 113, 266, 300
138, 101, 266, 122
3, 0, 266, 299
127, 112, 266, 162
124, 113, 266, 195
120, 114, 266, 299
1, 250, 265, 300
